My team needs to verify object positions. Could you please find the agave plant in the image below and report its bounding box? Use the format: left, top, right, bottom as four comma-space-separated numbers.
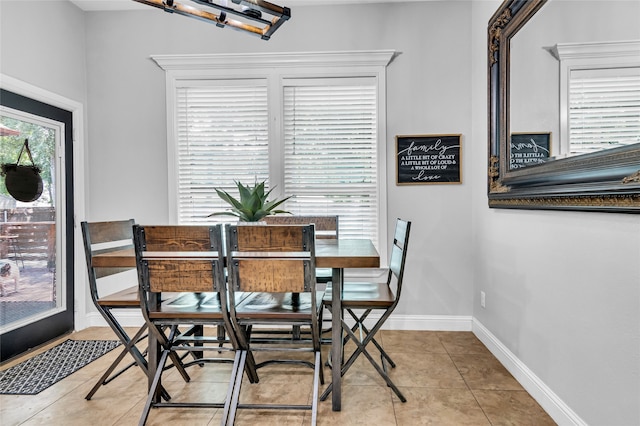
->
208, 180, 291, 222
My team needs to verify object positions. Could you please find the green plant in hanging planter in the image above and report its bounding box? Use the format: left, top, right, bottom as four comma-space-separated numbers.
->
208, 179, 292, 222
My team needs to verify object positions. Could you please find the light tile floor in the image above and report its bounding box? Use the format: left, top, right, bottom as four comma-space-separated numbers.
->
0, 327, 556, 425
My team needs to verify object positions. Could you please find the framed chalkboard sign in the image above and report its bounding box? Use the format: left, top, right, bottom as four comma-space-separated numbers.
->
509, 132, 551, 170
396, 134, 462, 185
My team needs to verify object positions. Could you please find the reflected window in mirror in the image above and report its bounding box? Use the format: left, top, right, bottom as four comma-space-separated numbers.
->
508, 1, 640, 169
552, 41, 640, 158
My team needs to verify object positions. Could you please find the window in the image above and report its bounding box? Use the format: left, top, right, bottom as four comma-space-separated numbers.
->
568, 67, 640, 155
156, 51, 394, 250
283, 79, 379, 242
555, 41, 640, 156
175, 80, 270, 223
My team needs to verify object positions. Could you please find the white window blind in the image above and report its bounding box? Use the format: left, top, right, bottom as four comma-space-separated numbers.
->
283, 81, 379, 247
569, 66, 640, 155
175, 81, 269, 224
157, 51, 394, 254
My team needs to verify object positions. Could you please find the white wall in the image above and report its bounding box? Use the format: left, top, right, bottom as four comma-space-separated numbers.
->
1, 1, 639, 425
472, 2, 640, 425
0, 0, 89, 329
0, 1, 87, 103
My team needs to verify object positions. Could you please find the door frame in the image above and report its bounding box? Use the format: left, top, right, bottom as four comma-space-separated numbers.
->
1, 74, 87, 356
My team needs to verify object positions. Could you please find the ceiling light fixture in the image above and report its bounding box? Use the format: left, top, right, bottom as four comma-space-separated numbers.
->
133, 0, 290, 40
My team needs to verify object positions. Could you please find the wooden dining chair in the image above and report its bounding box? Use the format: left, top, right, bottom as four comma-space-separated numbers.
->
263, 215, 339, 340
82, 219, 162, 401
223, 223, 323, 425
133, 224, 247, 425
319, 218, 411, 403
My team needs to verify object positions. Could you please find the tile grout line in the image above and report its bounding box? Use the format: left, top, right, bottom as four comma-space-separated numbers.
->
436, 332, 495, 426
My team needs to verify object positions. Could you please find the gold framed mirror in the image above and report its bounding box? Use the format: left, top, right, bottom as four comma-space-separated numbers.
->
487, 0, 640, 213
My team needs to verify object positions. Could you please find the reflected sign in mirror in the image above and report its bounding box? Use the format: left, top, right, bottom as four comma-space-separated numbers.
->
510, 132, 551, 170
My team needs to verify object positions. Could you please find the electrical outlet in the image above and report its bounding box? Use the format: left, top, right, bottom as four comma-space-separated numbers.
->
480, 291, 486, 308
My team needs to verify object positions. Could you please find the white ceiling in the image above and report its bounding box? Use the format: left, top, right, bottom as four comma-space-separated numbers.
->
70, 1, 146, 11
70, 0, 430, 12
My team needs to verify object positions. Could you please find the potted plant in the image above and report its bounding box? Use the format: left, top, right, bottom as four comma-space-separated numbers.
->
208, 179, 291, 222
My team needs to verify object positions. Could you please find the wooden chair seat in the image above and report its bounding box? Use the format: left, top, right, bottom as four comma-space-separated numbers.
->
96, 285, 139, 307
97, 288, 186, 308
150, 299, 224, 318
149, 292, 250, 318
323, 282, 395, 308
235, 291, 324, 320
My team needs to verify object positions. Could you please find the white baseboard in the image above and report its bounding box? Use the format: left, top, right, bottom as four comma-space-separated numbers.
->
472, 319, 586, 426
381, 314, 473, 331
86, 312, 473, 331
86, 311, 144, 328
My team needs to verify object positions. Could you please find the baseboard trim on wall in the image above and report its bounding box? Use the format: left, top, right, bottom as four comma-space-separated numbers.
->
88, 312, 474, 331
382, 314, 473, 331
472, 319, 587, 426
86, 311, 143, 328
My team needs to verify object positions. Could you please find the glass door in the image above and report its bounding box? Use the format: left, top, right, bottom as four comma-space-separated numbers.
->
0, 89, 74, 361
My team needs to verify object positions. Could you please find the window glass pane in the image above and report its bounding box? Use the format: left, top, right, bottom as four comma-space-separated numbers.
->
0, 111, 61, 331
176, 83, 269, 224
283, 83, 378, 246
569, 66, 640, 155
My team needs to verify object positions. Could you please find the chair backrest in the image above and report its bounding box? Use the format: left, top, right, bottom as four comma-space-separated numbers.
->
263, 215, 338, 240
388, 218, 411, 301
138, 225, 216, 253
81, 219, 136, 302
225, 224, 316, 294
133, 225, 225, 300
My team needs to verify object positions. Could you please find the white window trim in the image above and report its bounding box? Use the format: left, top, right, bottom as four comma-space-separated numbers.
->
152, 50, 395, 264
551, 40, 640, 157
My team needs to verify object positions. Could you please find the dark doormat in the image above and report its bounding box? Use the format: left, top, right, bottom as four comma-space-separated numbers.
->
0, 339, 121, 395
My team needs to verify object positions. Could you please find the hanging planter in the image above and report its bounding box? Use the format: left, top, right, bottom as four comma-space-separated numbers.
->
1, 139, 43, 203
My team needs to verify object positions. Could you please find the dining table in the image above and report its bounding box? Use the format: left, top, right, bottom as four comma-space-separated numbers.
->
91, 236, 380, 411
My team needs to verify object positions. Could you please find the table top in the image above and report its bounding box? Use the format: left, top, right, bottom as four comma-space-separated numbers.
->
92, 238, 379, 269
315, 239, 379, 268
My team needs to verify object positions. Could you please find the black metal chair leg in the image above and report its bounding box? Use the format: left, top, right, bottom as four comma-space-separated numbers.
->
138, 349, 171, 426
321, 311, 406, 402
347, 310, 396, 368
85, 340, 135, 400
223, 350, 247, 426
163, 325, 192, 383
86, 315, 158, 400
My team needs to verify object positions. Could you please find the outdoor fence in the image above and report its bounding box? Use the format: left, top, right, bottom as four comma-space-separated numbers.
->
0, 207, 55, 267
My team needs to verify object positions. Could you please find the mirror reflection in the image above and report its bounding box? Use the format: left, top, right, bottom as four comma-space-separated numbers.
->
509, 0, 640, 170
